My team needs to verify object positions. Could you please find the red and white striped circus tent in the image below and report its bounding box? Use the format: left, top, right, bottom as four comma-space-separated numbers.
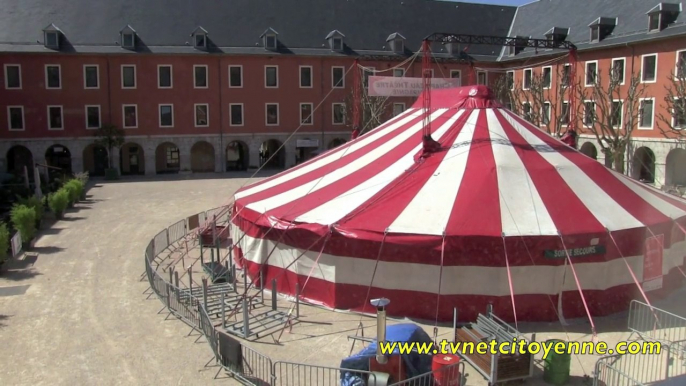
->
231, 85, 686, 323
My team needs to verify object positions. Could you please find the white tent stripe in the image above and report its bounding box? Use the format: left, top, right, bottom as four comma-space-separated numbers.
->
499, 110, 644, 232
247, 109, 450, 214
610, 170, 686, 219
387, 109, 478, 235
235, 108, 418, 200
488, 109, 558, 236
296, 109, 463, 225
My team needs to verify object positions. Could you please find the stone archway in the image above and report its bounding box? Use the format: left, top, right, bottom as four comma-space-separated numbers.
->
120, 142, 145, 175
666, 148, 686, 186
83, 144, 109, 176
155, 142, 180, 174
190, 141, 216, 173
6, 145, 34, 176
45, 144, 72, 180
579, 142, 598, 160
631, 146, 655, 183
260, 139, 285, 169
328, 138, 347, 150
226, 141, 249, 171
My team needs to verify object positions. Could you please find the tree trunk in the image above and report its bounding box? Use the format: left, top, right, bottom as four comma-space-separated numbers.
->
603, 149, 613, 168
612, 150, 625, 174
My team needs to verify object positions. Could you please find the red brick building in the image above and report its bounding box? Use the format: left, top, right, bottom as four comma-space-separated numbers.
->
1, 0, 685, 187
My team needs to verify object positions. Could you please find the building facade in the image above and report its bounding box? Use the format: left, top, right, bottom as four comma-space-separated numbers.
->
0, 0, 685, 187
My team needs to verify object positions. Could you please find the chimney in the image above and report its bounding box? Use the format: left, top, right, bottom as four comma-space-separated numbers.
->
371, 298, 391, 364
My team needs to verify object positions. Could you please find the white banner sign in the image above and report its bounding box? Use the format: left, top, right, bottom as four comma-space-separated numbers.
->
11, 231, 22, 257
368, 76, 462, 97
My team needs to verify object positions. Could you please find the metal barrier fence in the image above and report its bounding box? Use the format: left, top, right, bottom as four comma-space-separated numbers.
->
628, 300, 686, 346
168, 219, 187, 244
594, 355, 644, 386
272, 361, 378, 386
389, 361, 466, 386
593, 339, 686, 385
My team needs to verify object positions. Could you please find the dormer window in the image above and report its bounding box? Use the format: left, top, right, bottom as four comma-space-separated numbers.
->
647, 3, 681, 32
261, 28, 279, 50
120, 25, 136, 49
325, 30, 345, 52
545, 27, 569, 47
42, 24, 62, 49
508, 36, 527, 56
588, 17, 617, 42
191, 27, 208, 50
386, 32, 406, 54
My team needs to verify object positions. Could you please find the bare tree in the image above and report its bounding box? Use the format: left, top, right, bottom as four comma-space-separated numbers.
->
577, 67, 647, 173
657, 69, 686, 137
493, 64, 580, 138
342, 67, 392, 135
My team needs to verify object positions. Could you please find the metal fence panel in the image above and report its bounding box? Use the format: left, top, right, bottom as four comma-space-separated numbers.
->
168, 219, 186, 244
389, 361, 465, 386
628, 300, 686, 346
272, 361, 377, 386
153, 229, 169, 256
594, 356, 644, 386
240, 345, 273, 385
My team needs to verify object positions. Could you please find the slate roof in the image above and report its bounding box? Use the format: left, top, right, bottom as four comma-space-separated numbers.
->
503, 0, 686, 61
0, 0, 515, 60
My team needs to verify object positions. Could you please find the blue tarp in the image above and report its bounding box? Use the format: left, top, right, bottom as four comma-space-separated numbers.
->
339, 323, 433, 386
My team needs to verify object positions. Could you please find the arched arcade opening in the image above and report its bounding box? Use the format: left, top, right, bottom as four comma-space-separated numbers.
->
155, 142, 180, 174
45, 144, 72, 180
666, 148, 686, 186
631, 146, 655, 183
328, 138, 347, 150
260, 139, 285, 169
6, 145, 34, 177
190, 141, 215, 173
579, 142, 598, 160
120, 142, 145, 175
226, 141, 249, 171
83, 144, 109, 176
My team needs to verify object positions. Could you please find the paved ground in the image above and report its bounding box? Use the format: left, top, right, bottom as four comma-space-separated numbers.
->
1, 172, 685, 386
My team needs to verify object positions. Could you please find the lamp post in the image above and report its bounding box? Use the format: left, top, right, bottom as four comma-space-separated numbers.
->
371, 298, 390, 365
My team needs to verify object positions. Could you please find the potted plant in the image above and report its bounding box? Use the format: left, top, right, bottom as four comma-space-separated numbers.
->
10, 204, 36, 250
95, 124, 125, 180
48, 190, 69, 219
63, 179, 84, 206
17, 195, 45, 230
74, 172, 89, 200
0, 222, 9, 266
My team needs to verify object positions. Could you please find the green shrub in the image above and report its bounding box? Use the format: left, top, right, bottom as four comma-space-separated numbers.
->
17, 195, 45, 222
0, 223, 9, 262
74, 171, 89, 186
63, 180, 81, 204
48, 190, 70, 218
10, 204, 36, 243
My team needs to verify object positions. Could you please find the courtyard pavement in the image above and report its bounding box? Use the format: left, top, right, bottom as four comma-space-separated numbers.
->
0, 172, 684, 386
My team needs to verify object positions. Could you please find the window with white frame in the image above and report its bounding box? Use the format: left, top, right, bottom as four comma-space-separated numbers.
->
159, 104, 173, 127
46, 65, 61, 89
300, 66, 313, 88
158, 65, 172, 88
265, 66, 278, 88
393, 68, 405, 77
523, 69, 532, 90
7, 106, 24, 130
611, 100, 623, 127
266, 104, 279, 125
522, 102, 533, 122
506, 71, 514, 90
194, 65, 208, 88
649, 14, 660, 32
332, 37, 343, 51
393, 103, 405, 117
584, 101, 596, 126
611, 58, 625, 85
229, 66, 242, 88
542, 67, 552, 89
477, 71, 487, 85
561, 102, 570, 125
332, 67, 345, 88
121, 65, 136, 88
300, 103, 313, 124
332, 103, 345, 124
561, 64, 571, 87
122, 32, 135, 49
84, 65, 99, 89
676, 50, 686, 79
542, 102, 551, 125
85, 105, 101, 129
674, 98, 686, 128
230, 104, 243, 126
194, 104, 209, 127
585, 61, 598, 86
5, 65, 21, 89
48, 106, 63, 130
450, 70, 462, 85
642, 54, 657, 82
590, 26, 600, 42
639, 99, 654, 129
123, 105, 138, 128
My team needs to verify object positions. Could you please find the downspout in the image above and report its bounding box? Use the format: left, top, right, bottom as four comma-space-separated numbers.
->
627, 43, 635, 174
107, 56, 112, 123
218, 56, 224, 172
320, 56, 325, 153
